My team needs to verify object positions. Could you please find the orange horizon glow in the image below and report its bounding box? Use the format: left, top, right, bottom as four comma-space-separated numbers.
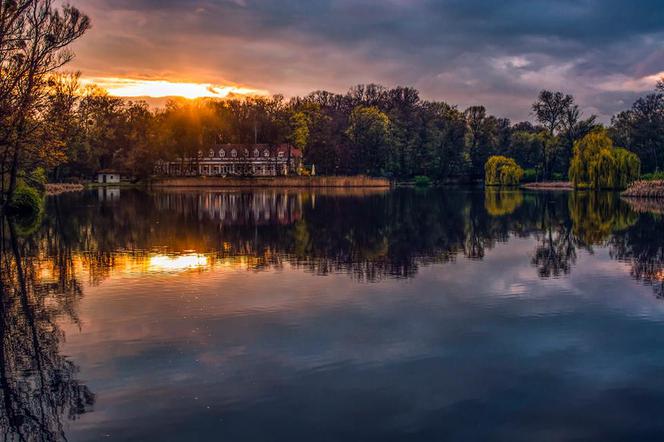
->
81, 77, 269, 100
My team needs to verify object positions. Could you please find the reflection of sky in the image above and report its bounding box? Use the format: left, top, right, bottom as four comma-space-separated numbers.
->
60, 236, 664, 440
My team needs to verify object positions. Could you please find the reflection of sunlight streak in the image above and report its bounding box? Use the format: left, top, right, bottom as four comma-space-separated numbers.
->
148, 254, 209, 272
657, 270, 664, 281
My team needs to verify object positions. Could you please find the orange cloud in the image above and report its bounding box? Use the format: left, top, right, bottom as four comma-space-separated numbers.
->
81, 77, 268, 99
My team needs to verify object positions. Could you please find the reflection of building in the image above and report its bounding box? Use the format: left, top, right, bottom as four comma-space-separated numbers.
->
156, 144, 302, 177
98, 187, 121, 201
155, 191, 303, 225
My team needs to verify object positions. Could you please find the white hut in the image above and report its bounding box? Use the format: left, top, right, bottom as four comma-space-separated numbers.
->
97, 170, 121, 184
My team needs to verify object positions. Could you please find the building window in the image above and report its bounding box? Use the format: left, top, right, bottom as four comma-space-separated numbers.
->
244, 149, 249, 157
198, 150, 203, 158
231, 149, 237, 158
209, 149, 214, 158
264, 149, 269, 157
219, 149, 225, 158
253, 149, 260, 157
278, 151, 284, 158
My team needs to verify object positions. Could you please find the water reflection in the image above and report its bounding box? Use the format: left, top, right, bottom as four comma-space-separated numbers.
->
0, 218, 94, 441
5, 187, 664, 439
38, 188, 664, 293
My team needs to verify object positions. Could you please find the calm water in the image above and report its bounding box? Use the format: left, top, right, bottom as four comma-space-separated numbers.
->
1, 187, 664, 441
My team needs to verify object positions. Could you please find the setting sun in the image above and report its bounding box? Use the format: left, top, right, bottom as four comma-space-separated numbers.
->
81, 77, 267, 99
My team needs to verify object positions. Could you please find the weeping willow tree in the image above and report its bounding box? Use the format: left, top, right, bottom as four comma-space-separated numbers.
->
569, 130, 640, 189
484, 156, 524, 186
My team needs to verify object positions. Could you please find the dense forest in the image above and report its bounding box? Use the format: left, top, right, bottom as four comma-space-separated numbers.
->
2, 0, 664, 212
32, 79, 664, 184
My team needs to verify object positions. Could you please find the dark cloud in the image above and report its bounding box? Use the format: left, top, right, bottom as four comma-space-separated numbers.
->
70, 0, 664, 121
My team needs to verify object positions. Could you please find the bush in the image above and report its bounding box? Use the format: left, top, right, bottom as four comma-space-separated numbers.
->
8, 184, 44, 218
552, 172, 565, 182
414, 175, 432, 187
485, 156, 524, 186
522, 168, 538, 183
641, 171, 664, 181
569, 130, 641, 189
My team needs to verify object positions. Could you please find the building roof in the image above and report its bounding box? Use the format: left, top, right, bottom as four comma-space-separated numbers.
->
206, 144, 303, 159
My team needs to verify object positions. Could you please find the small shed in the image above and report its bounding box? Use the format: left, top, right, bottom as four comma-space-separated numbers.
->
97, 170, 121, 184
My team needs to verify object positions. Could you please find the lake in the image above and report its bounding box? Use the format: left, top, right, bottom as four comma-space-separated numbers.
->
1, 187, 664, 441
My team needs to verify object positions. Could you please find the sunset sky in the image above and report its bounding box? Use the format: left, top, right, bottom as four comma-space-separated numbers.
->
71, 0, 664, 121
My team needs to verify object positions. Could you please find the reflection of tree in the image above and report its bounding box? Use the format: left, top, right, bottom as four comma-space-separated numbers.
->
37, 188, 654, 288
484, 189, 524, 217
0, 217, 94, 441
569, 192, 637, 248
609, 213, 664, 298
531, 194, 576, 278
530, 191, 640, 279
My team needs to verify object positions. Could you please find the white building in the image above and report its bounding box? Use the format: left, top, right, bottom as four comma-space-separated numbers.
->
97, 170, 121, 184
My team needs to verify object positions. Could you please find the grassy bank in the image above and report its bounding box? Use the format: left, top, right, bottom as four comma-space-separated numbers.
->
151, 176, 392, 188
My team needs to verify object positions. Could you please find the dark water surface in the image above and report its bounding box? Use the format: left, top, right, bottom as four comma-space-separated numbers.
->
2, 187, 664, 441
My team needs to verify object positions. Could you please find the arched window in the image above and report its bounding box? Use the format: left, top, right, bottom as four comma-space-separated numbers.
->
253, 149, 260, 157
219, 149, 226, 158
244, 149, 250, 157
231, 149, 237, 158
209, 149, 214, 158
263, 149, 269, 157
197, 150, 203, 158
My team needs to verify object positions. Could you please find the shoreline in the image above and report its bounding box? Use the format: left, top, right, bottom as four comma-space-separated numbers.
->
150, 176, 392, 188
521, 182, 573, 190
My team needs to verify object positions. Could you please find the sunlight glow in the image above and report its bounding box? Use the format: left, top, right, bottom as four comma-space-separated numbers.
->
82, 77, 267, 99
148, 254, 210, 272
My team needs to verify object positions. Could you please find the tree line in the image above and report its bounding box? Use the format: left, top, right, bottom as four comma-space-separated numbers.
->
26, 80, 664, 183
3, 0, 664, 211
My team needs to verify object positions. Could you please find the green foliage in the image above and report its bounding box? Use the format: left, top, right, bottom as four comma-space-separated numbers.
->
569, 130, 641, 189
641, 171, 664, 181
522, 168, 538, 183
288, 111, 310, 151
27, 167, 48, 193
485, 156, 524, 186
346, 106, 391, 175
613, 148, 641, 189
8, 184, 44, 218
414, 176, 432, 187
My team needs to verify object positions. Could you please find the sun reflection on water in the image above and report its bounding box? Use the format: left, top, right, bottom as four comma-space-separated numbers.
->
148, 254, 210, 272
